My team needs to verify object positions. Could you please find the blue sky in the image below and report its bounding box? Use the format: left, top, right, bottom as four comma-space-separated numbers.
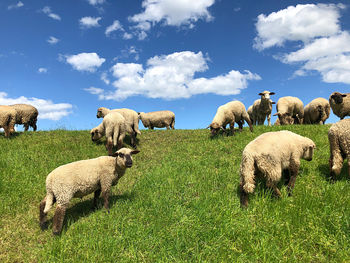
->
1, 0, 349, 130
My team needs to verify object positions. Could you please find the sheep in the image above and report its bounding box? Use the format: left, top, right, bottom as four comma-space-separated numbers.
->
91, 112, 127, 156
10, 104, 38, 131
39, 147, 140, 235
274, 116, 294, 126
0, 105, 16, 138
328, 119, 350, 182
329, 92, 350, 120
97, 107, 140, 148
138, 111, 175, 130
208, 100, 253, 136
249, 91, 276, 126
273, 96, 304, 125
303, 98, 330, 124
239, 130, 315, 208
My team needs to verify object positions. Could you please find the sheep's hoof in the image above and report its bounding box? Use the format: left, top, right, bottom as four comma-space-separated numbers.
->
40, 222, 48, 230
52, 230, 61, 236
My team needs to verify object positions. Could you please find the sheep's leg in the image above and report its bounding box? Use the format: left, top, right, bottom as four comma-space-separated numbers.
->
238, 121, 243, 132
93, 189, 101, 209
267, 114, 271, 126
39, 197, 48, 230
102, 190, 110, 212
166, 125, 170, 130
106, 138, 114, 156
240, 183, 249, 208
24, 124, 29, 131
287, 159, 300, 196
229, 122, 235, 136
52, 204, 67, 235
266, 180, 281, 198
130, 132, 137, 148
32, 123, 37, 131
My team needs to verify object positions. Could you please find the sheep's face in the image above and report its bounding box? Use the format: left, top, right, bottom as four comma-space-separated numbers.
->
302, 143, 316, 161
330, 92, 346, 104
96, 108, 105, 118
90, 128, 102, 141
259, 91, 275, 101
113, 148, 140, 168
277, 113, 294, 125
209, 122, 221, 136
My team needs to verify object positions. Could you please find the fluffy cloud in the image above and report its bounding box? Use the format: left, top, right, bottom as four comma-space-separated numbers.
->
80, 17, 101, 28
87, 0, 105, 5
105, 20, 123, 36
100, 72, 110, 85
38, 68, 47, 73
85, 51, 260, 100
47, 36, 59, 45
42, 6, 61, 21
8, 1, 24, 10
0, 92, 73, 121
66, 52, 105, 73
254, 3, 350, 84
129, 0, 215, 39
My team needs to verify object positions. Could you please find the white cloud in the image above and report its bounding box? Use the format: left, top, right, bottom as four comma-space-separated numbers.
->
254, 3, 344, 51
47, 36, 59, 45
8, 1, 24, 10
123, 32, 133, 40
87, 0, 105, 5
80, 16, 101, 28
105, 20, 123, 36
100, 72, 110, 85
129, 0, 215, 39
38, 68, 47, 73
42, 6, 61, 21
66, 53, 106, 73
0, 92, 73, 121
85, 51, 260, 100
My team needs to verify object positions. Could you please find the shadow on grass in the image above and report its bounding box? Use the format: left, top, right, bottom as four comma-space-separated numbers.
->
318, 163, 349, 182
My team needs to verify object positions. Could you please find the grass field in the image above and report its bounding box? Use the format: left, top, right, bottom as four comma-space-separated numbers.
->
0, 125, 349, 262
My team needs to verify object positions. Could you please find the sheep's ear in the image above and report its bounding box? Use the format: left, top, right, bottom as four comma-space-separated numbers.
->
131, 150, 140, 155
269, 92, 275, 95
258, 92, 263, 96
111, 152, 119, 157
342, 94, 347, 97
271, 101, 276, 104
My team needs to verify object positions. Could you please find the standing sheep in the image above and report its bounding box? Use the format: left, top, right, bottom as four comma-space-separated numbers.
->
91, 112, 126, 155
329, 92, 350, 120
250, 91, 276, 126
328, 119, 350, 181
0, 105, 16, 138
273, 96, 304, 125
138, 111, 175, 130
304, 98, 330, 124
239, 130, 315, 208
97, 107, 140, 148
208, 101, 253, 136
10, 104, 38, 131
39, 148, 140, 235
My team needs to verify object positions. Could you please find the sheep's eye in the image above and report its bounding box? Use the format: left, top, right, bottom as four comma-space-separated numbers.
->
119, 153, 124, 158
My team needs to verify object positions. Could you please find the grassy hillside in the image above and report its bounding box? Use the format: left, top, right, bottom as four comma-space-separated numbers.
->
0, 126, 349, 262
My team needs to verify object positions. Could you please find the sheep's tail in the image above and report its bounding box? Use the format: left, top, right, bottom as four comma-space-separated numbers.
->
170, 116, 175, 129
240, 151, 256, 194
43, 191, 54, 213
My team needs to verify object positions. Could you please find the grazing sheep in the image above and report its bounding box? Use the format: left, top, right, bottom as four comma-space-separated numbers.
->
39, 148, 140, 235
0, 105, 16, 138
97, 107, 140, 148
91, 112, 126, 155
273, 96, 304, 125
250, 91, 276, 126
10, 104, 38, 131
304, 98, 330, 124
328, 119, 350, 181
329, 92, 350, 120
138, 111, 175, 130
208, 101, 253, 136
239, 130, 315, 208
274, 116, 294, 126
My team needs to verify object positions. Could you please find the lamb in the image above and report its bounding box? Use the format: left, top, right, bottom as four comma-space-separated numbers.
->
10, 104, 38, 131
138, 111, 175, 130
249, 91, 276, 126
91, 112, 127, 156
239, 130, 315, 208
273, 96, 304, 125
328, 119, 350, 181
208, 100, 253, 136
329, 92, 350, 120
0, 105, 16, 138
97, 107, 140, 148
39, 147, 140, 235
303, 98, 330, 124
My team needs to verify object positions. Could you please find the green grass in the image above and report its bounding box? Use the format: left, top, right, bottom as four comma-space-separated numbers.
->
0, 126, 349, 262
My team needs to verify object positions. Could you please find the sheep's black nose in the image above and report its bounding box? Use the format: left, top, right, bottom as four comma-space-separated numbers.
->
126, 161, 132, 167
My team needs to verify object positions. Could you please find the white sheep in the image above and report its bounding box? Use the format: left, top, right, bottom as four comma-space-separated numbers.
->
39, 147, 140, 235
273, 96, 304, 125
329, 92, 350, 120
328, 119, 350, 181
0, 105, 16, 138
250, 91, 276, 126
138, 111, 175, 130
303, 98, 330, 124
10, 104, 38, 131
91, 112, 127, 156
208, 101, 253, 136
239, 130, 315, 207
97, 107, 140, 148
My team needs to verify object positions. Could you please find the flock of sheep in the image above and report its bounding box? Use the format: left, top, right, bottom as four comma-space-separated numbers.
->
1, 91, 349, 235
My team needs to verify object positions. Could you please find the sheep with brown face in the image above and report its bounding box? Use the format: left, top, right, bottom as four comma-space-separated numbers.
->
39, 148, 140, 235
239, 130, 315, 208
0, 105, 16, 138
250, 91, 276, 126
328, 119, 350, 181
273, 96, 304, 125
329, 92, 350, 120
